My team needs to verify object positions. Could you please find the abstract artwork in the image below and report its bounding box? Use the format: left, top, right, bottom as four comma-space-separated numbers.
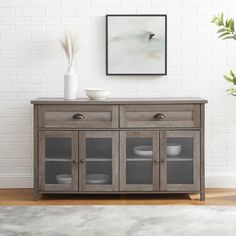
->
106, 15, 167, 75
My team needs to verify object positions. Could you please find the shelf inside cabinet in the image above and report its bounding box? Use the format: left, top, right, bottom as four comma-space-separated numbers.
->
166, 152, 193, 162
167, 157, 193, 162
126, 158, 152, 162
126, 155, 153, 162
86, 158, 112, 162
45, 158, 71, 162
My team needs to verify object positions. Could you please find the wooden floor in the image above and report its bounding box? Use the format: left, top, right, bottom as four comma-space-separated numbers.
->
0, 189, 236, 206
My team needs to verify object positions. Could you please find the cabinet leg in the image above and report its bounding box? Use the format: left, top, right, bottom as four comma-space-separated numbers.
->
200, 191, 205, 201
33, 191, 41, 201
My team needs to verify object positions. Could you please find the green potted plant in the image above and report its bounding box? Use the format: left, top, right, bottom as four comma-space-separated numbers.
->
212, 13, 236, 95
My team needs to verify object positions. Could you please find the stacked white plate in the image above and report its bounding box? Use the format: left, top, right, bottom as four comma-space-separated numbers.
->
56, 174, 72, 184
86, 174, 110, 184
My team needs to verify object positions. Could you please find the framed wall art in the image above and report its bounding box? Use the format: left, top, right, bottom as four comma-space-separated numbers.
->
106, 14, 167, 76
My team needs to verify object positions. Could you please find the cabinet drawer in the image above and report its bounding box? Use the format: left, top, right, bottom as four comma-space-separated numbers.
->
120, 104, 200, 128
38, 105, 119, 129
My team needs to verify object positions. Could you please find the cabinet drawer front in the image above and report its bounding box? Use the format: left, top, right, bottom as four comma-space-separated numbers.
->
120, 104, 200, 128
39, 105, 118, 128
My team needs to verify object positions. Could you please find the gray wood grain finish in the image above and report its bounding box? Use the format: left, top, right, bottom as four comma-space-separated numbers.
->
160, 131, 201, 192
120, 130, 159, 192
31, 97, 207, 105
160, 131, 167, 191
72, 132, 79, 191
33, 105, 40, 200
38, 131, 78, 192
79, 131, 119, 192
38, 105, 119, 129
200, 104, 205, 201
33, 97, 206, 200
39, 191, 201, 194
79, 131, 85, 192
153, 131, 160, 192
120, 104, 200, 128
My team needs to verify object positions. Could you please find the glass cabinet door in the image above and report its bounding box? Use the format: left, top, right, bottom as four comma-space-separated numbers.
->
160, 131, 200, 191
79, 131, 118, 191
38, 131, 78, 191
120, 131, 159, 191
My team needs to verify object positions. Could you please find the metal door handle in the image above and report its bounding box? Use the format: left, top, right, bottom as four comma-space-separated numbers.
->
72, 113, 84, 120
153, 113, 165, 120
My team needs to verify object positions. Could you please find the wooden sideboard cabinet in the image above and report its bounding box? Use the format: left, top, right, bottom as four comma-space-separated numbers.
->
31, 97, 207, 200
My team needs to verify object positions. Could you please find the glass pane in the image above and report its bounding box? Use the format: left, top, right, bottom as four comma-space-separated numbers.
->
126, 137, 153, 185
167, 161, 193, 184
45, 137, 72, 185
127, 161, 152, 184
166, 137, 194, 185
86, 138, 112, 185
86, 138, 112, 160
86, 162, 112, 185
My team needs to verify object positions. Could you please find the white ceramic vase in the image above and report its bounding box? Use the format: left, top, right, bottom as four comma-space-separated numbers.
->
64, 66, 78, 100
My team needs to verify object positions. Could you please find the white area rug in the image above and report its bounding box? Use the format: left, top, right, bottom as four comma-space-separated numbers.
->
0, 206, 236, 236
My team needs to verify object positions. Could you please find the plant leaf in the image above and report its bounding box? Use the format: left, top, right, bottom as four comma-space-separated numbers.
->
222, 36, 234, 40
211, 17, 216, 23
230, 19, 235, 32
215, 19, 221, 26
217, 28, 226, 33
227, 88, 236, 96
219, 32, 230, 38
230, 70, 235, 78
226, 19, 229, 27
224, 75, 234, 83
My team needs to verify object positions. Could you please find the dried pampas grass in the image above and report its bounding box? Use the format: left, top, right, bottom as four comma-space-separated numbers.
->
59, 31, 80, 67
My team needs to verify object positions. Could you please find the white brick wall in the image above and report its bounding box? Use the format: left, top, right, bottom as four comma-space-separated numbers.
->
0, 0, 236, 188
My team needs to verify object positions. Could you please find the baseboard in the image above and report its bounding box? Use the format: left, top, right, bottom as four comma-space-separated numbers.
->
0, 176, 236, 189
0, 176, 33, 188
206, 176, 236, 188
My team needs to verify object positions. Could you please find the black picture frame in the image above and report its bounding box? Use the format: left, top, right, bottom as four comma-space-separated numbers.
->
106, 14, 167, 76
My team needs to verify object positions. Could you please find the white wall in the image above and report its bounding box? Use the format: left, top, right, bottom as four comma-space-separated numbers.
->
0, 0, 236, 188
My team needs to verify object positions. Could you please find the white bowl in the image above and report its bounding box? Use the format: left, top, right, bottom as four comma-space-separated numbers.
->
167, 143, 182, 156
85, 88, 111, 100
133, 145, 153, 157
56, 174, 72, 184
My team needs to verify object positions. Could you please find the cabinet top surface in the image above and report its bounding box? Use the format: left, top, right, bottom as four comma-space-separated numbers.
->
31, 97, 207, 105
